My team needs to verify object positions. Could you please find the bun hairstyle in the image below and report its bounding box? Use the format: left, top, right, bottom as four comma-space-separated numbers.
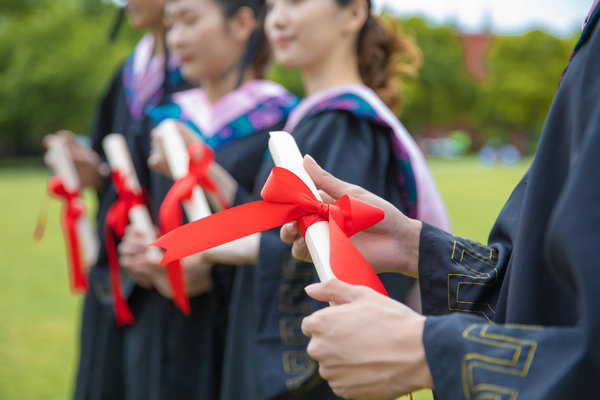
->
218, 0, 271, 85
336, 0, 422, 113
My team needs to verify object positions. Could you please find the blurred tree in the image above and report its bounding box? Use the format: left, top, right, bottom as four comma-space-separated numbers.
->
397, 17, 478, 134
0, 0, 49, 14
0, 8, 580, 157
0, 0, 140, 157
472, 29, 577, 142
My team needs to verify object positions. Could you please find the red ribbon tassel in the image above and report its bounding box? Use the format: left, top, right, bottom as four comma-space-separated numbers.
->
47, 177, 89, 293
104, 170, 146, 326
158, 142, 231, 314
153, 167, 388, 296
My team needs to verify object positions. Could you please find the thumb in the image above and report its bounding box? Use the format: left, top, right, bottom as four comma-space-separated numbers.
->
303, 155, 354, 201
305, 279, 364, 305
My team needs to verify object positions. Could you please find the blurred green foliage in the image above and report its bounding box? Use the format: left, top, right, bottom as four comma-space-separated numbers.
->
0, 0, 142, 156
398, 17, 577, 146
472, 30, 577, 142
400, 18, 479, 132
0, 3, 580, 156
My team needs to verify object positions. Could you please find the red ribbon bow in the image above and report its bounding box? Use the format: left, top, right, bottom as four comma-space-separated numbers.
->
104, 170, 146, 326
153, 167, 388, 296
189, 142, 230, 209
47, 177, 89, 293
158, 142, 226, 315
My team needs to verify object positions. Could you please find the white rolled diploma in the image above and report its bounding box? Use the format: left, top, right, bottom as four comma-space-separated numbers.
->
268, 131, 336, 282
47, 138, 99, 268
157, 119, 258, 264
155, 119, 212, 221
102, 133, 162, 261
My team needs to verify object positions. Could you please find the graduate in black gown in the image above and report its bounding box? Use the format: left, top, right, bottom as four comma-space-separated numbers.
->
194, 0, 450, 399
116, 0, 298, 398
44, 0, 189, 398
285, 2, 600, 399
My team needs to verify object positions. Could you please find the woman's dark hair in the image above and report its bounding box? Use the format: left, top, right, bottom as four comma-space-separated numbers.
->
336, 0, 422, 112
218, 0, 271, 86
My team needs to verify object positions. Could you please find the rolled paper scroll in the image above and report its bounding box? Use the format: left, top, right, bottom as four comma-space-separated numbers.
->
103, 134, 161, 259
152, 131, 389, 297
156, 119, 212, 221
102, 133, 160, 325
155, 119, 217, 315
46, 137, 99, 292
157, 120, 252, 265
268, 131, 335, 282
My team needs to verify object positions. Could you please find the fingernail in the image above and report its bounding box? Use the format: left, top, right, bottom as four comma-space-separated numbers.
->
305, 283, 318, 294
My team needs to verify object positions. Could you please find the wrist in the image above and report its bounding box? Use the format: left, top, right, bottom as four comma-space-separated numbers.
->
183, 258, 214, 297
391, 314, 434, 394
415, 316, 434, 390
90, 161, 110, 191
395, 218, 422, 278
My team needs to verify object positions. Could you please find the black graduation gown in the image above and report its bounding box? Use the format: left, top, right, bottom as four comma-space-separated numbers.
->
74, 61, 189, 400
418, 11, 600, 399
222, 109, 415, 400
75, 64, 134, 400
131, 86, 298, 400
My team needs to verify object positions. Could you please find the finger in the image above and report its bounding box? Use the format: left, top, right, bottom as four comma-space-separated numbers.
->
43, 152, 56, 169
150, 126, 163, 141
303, 155, 353, 200
119, 255, 132, 269
42, 134, 56, 149
304, 279, 365, 305
318, 190, 335, 205
124, 225, 146, 239
280, 221, 301, 244
118, 235, 148, 256
291, 236, 312, 262
56, 130, 77, 140
301, 315, 314, 338
118, 241, 136, 258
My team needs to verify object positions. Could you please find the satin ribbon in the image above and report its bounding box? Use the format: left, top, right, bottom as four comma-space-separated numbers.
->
104, 170, 145, 326
158, 142, 223, 315
188, 142, 230, 210
47, 177, 89, 293
153, 167, 388, 296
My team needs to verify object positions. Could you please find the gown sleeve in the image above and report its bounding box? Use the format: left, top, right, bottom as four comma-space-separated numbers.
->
417, 172, 526, 319
423, 114, 600, 399
421, 22, 600, 399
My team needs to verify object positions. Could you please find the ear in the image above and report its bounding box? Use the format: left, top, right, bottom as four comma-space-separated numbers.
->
342, 0, 369, 35
229, 6, 258, 43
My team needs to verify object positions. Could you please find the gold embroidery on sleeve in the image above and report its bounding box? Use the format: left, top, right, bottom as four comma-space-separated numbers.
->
461, 324, 540, 400
448, 241, 500, 322
282, 350, 317, 390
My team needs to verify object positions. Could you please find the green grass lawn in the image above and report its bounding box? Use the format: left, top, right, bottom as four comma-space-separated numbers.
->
0, 157, 531, 399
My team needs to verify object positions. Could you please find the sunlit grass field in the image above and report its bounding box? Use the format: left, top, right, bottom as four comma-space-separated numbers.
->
0, 157, 531, 399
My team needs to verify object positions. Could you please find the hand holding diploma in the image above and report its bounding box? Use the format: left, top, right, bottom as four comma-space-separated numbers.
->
43, 130, 110, 190
153, 120, 224, 313
103, 133, 161, 325
281, 155, 423, 279
301, 279, 432, 400
149, 121, 237, 210
44, 135, 100, 293
118, 226, 213, 299
152, 131, 389, 296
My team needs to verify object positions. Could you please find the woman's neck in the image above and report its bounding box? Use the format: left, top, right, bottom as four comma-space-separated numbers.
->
149, 25, 166, 56
302, 43, 363, 96
201, 68, 257, 104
